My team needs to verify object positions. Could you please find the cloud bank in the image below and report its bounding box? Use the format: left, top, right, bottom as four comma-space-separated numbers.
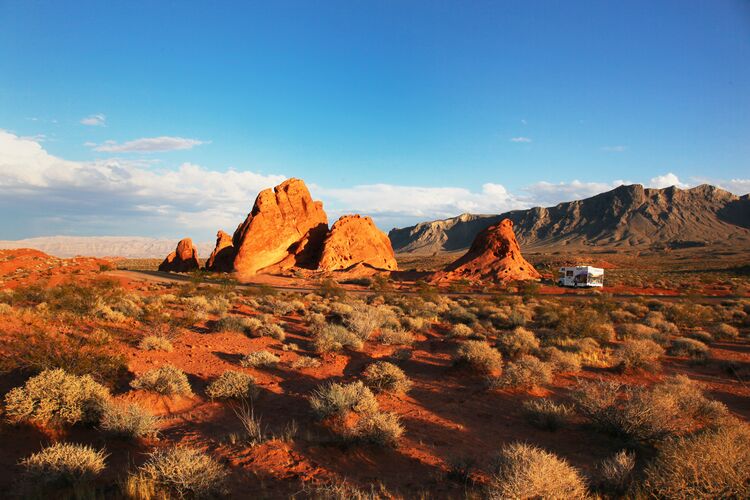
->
0, 130, 747, 239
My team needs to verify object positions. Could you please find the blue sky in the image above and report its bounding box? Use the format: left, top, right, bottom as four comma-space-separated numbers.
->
1, 1, 749, 240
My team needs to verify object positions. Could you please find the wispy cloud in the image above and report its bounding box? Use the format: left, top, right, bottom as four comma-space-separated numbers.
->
510, 136, 532, 143
601, 145, 627, 152
92, 136, 207, 153
80, 114, 106, 127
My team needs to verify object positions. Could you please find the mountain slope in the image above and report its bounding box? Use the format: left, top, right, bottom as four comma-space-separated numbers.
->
388, 184, 750, 254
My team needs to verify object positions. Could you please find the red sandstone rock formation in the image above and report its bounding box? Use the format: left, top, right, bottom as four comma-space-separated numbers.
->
205, 230, 234, 272
231, 178, 328, 277
158, 238, 200, 273
434, 218, 540, 283
318, 215, 398, 272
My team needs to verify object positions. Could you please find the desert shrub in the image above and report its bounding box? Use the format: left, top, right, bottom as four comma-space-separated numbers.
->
379, 327, 414, 345
668, 337, 710, 360
572, 376, 728, 444
130, 365, 192, 396
205, 370, 258, 400
597, 450, 635, 495
521, 398, 572, 431
136, 446, 228, 498
362, 361, 412, 394
557, 307, 615, 342
344, 304, 395, 340
314, 324, 363, 353
292, 356, 322, 369
712, 322, 739, 340
1, 328, 127, 386
100, 402, 159, 438
505, 309, 527, 328
614, 339, 664, 372
138, 335, 174, 352
216, 314, 259, 334
255, 322, 286, 341
640, 423, 750, 499
616, 323, 660, 340
444, 305, 478, 325
240, 350, 280, 368
352, 411, 404, 446
542, 347, 582, 373
4, 369, 110, 425
233, 399, 268, 445
645, 311, 680, 335
688, 330, 714, 344
454, 340, 503, 373
309, 381, 378, 419
487, 442, 588, 499
20, 443, 107, 492
400, 316, 427, 332
494, 355, 554, 390
448, 323, 474, 338
495, 327, 539, 358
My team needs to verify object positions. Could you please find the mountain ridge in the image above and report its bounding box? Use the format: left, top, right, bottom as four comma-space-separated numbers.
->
388, 184, 750, 254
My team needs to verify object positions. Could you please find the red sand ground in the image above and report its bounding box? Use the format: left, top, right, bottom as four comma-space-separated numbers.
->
0, 248, 748, 497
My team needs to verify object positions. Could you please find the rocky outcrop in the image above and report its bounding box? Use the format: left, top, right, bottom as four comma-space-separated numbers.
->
231, 178, 328, 277
318, 215, 398, 272
158, 238, 200, 273
205, 230, 234, 272
434, 219, 540, 283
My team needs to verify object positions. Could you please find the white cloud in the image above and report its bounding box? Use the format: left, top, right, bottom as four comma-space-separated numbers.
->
601, 145, 627, 152
510, 137, 532, 143
80, 114, 106, 126
0, 130, 284, 237
649, 172, 688, 189
523, 179, 629, 206
92, 136, 206, 153
1, 131, 747, 239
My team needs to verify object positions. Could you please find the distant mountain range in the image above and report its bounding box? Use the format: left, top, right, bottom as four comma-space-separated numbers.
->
0, 236, 214, 259
389, 184, 750, 254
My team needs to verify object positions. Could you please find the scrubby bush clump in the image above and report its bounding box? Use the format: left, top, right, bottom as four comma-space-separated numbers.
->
572, 375, 729, 444
138, 335, 174, 352
614, 338, 664, 372
379, 327, 414, 345
314, 324, 363, 353
240, 350, 280, 368
216, 315, 258, 334
130, 365, 192, 396
597, 450, 636, 495
352, 410, 404, 446
133, 446, 228, 498
20, 443, 107, 491
205, 370, 259, 400
100, 402, 159, 438
495, 327, 539, 358
362, 361, 412, 394
668, 337, 710, 360
309, 381, 378, 419
493, 355, 553, 390
487, 442, 588, 499
521, 398, 572, 431
454, 340, 503, 373
712, 322, 740, 340
4, 369, 110, 425
641, 423, 750, 499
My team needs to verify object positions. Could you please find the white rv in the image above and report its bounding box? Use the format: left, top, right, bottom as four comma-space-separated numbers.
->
558, 266, 604, 288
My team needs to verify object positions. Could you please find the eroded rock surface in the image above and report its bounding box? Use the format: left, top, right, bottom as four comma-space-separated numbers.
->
158, 238, 200, 273
319, 215, 398, 272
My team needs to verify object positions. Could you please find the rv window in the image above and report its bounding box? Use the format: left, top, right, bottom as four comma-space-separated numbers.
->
566, 271, 573, 277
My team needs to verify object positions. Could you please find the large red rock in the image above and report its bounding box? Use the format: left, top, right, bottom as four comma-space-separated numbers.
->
318, 215, 398, 271
158, 238, 200, 273
204, 230, 234, 272
232, 178, 328, 278
318, 215, 398, 272
434, 218, 540, 283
